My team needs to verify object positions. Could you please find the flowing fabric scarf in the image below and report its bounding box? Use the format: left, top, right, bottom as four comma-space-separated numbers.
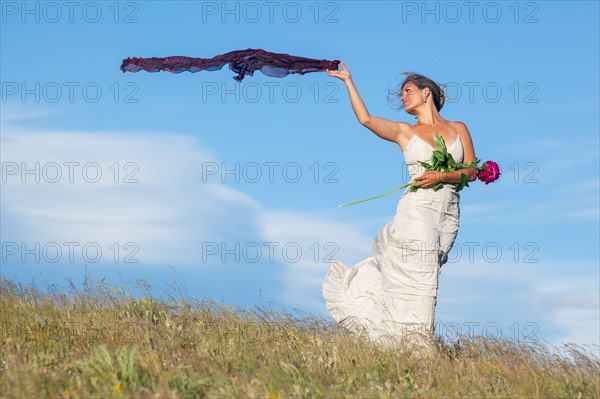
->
120, 48, 340, 81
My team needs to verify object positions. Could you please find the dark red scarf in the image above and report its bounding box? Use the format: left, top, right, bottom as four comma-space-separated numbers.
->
121, 48, 340, 81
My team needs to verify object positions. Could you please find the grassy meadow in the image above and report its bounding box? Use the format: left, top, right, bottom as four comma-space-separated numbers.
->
1, 275, 598, 398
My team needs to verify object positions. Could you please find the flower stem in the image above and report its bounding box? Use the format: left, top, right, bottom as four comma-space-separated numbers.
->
338, 182, 413, 207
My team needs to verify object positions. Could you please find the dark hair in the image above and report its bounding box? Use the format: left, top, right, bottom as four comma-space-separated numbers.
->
388, 72, 446, 112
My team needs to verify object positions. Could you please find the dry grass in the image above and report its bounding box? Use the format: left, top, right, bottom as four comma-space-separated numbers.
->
1, 275, 598, 398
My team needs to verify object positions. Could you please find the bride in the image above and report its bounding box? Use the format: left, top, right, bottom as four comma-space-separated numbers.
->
323, 62, 477, 350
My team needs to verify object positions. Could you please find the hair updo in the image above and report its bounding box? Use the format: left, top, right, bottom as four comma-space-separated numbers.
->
388, 72, 446, 112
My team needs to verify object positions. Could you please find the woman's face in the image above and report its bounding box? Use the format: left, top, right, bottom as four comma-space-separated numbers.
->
400, 82, 423, 114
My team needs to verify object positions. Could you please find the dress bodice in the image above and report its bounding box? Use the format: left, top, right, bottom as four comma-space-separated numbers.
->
403, 134, 464, 180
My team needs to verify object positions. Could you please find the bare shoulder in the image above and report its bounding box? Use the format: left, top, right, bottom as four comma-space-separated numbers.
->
449, 120, 470, 133
449, 120, 476, 160
396, 120, 413, 135
449, 120, 473, 140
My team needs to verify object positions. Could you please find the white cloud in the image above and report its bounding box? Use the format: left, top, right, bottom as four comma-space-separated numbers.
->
532, 290, 599, 310
0, 118, 372, 305
1, 124, 267, 265
0, 104, 58, 122
258, 210, 373, 310
549, 308, 600, 351
439, 259, 600, 348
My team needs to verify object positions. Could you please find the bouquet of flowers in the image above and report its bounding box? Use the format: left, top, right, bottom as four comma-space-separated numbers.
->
339, 132, 500, 207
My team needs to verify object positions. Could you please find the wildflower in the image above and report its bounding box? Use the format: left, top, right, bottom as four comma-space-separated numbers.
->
113, 382, 122, 391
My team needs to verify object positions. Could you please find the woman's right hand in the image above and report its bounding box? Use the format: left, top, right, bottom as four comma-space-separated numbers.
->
326, 60, 351, 82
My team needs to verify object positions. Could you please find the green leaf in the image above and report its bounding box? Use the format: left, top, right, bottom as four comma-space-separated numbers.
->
455, 173, 469, 192
456, 159, 479, 169
447, 153, 457, 168
433, 132, 447, 153
433, 151, 445, 162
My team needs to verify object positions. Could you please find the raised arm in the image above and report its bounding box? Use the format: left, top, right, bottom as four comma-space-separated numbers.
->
327, 61, 408, 143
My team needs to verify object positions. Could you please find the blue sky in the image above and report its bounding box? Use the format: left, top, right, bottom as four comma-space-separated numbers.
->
1, 1, 598, 351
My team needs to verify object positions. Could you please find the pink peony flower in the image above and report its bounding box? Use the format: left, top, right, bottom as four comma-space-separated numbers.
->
477, 160, 501, 184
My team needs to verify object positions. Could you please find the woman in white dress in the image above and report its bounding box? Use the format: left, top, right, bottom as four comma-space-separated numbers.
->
323, 62, 478, 350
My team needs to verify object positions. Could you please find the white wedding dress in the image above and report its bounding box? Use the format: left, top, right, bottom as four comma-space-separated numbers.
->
323, 134, 463, 349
